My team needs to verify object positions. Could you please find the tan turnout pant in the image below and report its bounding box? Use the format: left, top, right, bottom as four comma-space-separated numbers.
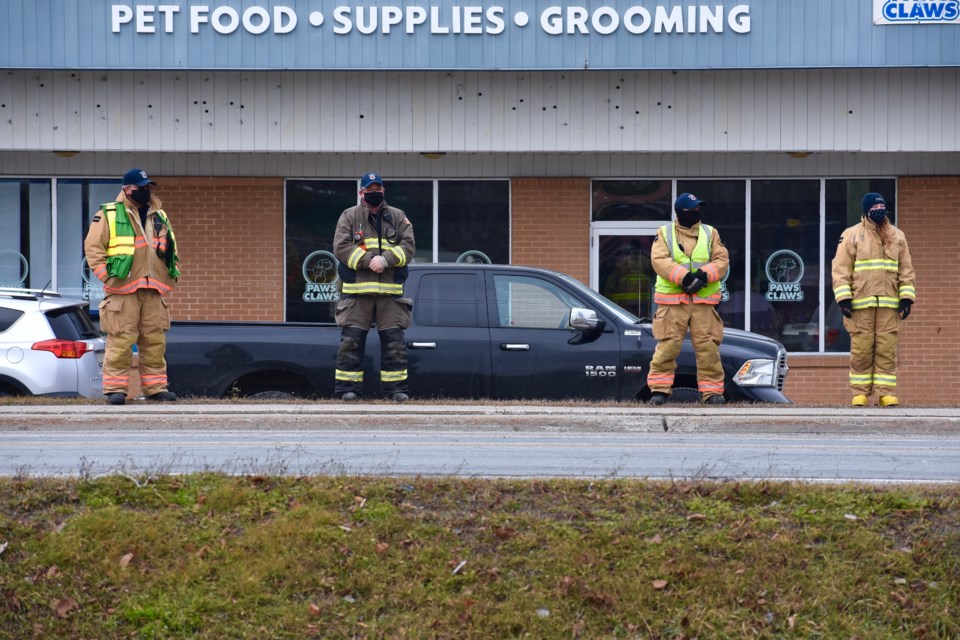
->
647, 303, 725, 400
99, 288, 171, 396
844, 306, 900, 397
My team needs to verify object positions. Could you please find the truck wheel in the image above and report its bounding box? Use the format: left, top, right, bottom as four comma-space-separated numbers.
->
668, 387, 700, 404
227, 371, 314, 400
248, 390, 296, 401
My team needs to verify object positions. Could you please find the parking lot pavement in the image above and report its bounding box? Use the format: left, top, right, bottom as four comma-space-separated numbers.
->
1, 404, 958, 436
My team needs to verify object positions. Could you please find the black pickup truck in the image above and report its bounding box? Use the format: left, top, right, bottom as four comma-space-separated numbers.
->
166, 263, 790, 403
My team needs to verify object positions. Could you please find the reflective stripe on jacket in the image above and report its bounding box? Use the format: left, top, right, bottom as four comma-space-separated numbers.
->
333, 202, 416, 296
83, 191, 179, 296
831, 218, 915, 310
652, 222, 728, 305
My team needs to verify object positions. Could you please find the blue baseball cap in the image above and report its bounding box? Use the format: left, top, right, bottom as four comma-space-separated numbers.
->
359, 172, 383, 189
861, 192, 885, 214
674, 192, 704, 212
122, 168, 156, 187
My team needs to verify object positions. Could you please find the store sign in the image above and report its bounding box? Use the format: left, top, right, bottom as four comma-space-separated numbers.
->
873, 0, 960, 24
110, 4, 753, 36
3, 0, 957, 70
764, 250, 804, 302
301, 250, 340, 303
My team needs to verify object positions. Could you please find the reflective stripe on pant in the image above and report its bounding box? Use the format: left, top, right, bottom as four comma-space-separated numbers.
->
334, 295, 412, 397
378, 327, 408, 396
845, 306, 900, 396
646, 303, 724, 399
335, 326, 368, 395
99, 288, 170, 395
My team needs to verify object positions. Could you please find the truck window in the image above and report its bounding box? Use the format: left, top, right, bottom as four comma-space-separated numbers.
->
493, 275, 582, 329
414, 273, 481, 327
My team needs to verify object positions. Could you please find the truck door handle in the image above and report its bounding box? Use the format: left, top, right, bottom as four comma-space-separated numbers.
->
408, 342, 437, 349
500, 343, 530, 351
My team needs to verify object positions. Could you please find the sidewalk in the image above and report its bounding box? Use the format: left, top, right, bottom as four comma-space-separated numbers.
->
3, 403, 958, 435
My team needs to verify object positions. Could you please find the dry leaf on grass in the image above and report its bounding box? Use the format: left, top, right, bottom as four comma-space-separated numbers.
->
652, 579, 668, 590
119, 553, 134, 568
51, 598, 78, 618
307, 603, 321, 617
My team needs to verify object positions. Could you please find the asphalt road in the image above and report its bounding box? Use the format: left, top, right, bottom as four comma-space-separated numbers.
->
2, 404, 959, 482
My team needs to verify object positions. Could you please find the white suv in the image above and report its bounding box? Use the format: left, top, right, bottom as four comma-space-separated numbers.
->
0, 288, 106, 398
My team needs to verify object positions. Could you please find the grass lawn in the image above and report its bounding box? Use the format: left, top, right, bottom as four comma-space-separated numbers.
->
1, 475, 957, 639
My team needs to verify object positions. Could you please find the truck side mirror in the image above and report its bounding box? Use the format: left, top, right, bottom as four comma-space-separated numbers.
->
569, 307, 605, 333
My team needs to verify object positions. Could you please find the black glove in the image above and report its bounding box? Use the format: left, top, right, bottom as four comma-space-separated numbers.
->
838, 299, 853, 319
682, 270, 709, 293
899, 298, 912, 320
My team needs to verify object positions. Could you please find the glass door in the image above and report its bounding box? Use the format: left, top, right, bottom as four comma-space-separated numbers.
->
590, 226, 661, 321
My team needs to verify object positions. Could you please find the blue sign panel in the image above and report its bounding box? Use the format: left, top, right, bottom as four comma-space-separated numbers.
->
2, 0, 958, 70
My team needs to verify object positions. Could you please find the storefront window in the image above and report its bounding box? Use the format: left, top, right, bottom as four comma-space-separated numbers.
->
824, 179, 896, 353
284, 178, 509, 322
592, 180, 671, 222
285, 180, 357, 323
750, 180, 821, 351
57, 179, 120, 308
677, 180, 748, 329
0, 180, 52, 290
437, 180, 509, 264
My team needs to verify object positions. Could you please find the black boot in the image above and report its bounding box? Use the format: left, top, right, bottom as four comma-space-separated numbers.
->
648, 392, 668, 406
379, 327, 410, 400
335, 326, 367, 398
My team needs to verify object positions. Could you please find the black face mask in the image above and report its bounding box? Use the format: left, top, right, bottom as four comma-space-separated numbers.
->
130, 189, 151, 206
363, 191, 384, 207
675, 209, 701, 228
867, 208, 887, 225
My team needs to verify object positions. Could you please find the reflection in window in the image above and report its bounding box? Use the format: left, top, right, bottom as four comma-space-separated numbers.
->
415, 273, 480, 327
750, 180, 821, 351
0, 179, 51, 290
597, 235, 655, 319
437, 181, 509, 264
592, 180, 672, 221
494, 275, 582, 329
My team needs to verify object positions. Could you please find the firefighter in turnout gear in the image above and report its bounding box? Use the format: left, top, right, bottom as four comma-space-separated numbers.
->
333, 173, 416, 402
83, 169, 180, 405
831, 193, 916, 407
647, 193, 730, 406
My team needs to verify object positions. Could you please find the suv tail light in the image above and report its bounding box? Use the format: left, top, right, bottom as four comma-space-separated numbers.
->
32, 339, 91, 359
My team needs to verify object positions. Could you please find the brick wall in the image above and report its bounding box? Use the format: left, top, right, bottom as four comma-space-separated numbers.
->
511, 178, 591, 285
890, 177, 959, 406
154, 177, 285, 321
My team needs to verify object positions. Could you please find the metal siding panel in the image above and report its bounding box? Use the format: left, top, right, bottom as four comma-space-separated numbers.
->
475, 73, 493, 152
2, 68, 959, 156
0, 71, 16, 150
528, 73, 544, 152
423, 72, 441, 152
370, 72, 387, 152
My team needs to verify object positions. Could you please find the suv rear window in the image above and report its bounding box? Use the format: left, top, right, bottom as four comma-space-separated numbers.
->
0, 307, 25, 333
46, 305, 102, 340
